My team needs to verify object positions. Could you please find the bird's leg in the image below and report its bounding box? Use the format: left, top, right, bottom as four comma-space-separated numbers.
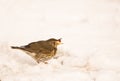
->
53, 56, 59, 59
43, 61, 48, 64
36, 60, 40, 64
36, 60, 48, 64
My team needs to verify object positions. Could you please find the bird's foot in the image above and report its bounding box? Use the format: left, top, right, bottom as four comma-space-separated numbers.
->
36, 60, 48, 64
43, 61, 48, 64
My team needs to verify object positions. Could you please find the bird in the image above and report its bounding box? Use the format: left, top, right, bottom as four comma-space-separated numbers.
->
11, 38, 62, 64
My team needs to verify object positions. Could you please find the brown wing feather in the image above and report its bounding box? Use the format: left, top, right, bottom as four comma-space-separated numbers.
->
23, 41, 57, 54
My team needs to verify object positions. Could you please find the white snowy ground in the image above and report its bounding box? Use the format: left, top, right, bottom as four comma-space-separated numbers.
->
0, 0, 120, 81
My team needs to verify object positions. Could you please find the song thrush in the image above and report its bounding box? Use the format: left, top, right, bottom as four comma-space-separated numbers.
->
11, 38, 62, 63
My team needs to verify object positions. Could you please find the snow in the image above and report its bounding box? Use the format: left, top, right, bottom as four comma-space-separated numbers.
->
0, 0, 120, 81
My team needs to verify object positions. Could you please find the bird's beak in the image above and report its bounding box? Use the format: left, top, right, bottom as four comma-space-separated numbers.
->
57, 38, 63, 45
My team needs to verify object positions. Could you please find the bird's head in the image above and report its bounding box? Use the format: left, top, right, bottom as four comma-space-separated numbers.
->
47, 38, 62, 47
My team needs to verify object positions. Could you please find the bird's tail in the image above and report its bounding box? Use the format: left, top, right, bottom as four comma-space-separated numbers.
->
11, 46, 24, 50
11, 46, 19, 49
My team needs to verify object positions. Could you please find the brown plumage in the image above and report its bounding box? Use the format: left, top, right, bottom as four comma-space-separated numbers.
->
11, 38, 62, 63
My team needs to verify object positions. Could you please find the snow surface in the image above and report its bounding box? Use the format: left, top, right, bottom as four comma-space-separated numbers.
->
0, 0, 120, 81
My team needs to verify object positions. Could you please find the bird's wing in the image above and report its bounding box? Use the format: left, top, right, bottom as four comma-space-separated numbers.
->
24, 41, 56, 54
